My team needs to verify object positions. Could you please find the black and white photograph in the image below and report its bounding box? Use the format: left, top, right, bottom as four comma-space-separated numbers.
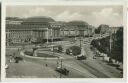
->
5, 5, 124, 78
0, 3, 1, 79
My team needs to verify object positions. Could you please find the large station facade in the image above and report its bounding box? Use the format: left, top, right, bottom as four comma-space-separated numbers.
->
6, 17, 95, 46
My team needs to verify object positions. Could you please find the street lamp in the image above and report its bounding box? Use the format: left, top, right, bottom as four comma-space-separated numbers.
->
79, 34, 83, 49
52, 28, 54, 56
47, 28, 49, 44
109, 30, 112, 54
60, 59, 63, 78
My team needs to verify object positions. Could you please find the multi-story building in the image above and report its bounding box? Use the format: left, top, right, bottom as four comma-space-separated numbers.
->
6, 24, 49, 46
6, 17, 54, 46
6, 17, 94, 46
66, 21, 94, 37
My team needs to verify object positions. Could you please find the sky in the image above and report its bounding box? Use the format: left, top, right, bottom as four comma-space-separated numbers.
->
6, 5, 123, 27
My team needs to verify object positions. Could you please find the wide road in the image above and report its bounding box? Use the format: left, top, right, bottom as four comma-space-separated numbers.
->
6, 34, 122, 78
20, 42, 121, 78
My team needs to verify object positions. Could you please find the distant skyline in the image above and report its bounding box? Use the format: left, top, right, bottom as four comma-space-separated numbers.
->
6, 5, 123, 27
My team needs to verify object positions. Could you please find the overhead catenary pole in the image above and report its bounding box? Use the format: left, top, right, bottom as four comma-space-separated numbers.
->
60, 59, 62, 78
56, 57, 59, 67
61, 59, 62, 68
75, 29, 76, 41
52, 28, 54, 45
52, 28, 54, 55
110, 33, 112, 53
87, 25, 89, 36
80, 34, 82, 49
109, 28, 113, 58
47, 28, 49, 44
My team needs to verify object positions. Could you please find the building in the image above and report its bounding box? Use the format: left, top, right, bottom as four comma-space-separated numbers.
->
65, 21, 94, 37
6, 24, 49, 46
6, 17, 24, 25
6, 17, 94, 46
6, 17, 54, 46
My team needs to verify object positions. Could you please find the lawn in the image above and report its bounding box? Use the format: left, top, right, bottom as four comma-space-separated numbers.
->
37, 53, 57, 58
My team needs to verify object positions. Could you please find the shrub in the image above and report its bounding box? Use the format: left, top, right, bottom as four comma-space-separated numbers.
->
24, 51, 33, 56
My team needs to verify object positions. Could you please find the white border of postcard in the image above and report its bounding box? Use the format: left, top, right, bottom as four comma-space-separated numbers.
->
1, 1, 127, 83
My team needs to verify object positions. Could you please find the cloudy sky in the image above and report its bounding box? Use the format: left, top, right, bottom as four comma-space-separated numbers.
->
6, 5, 123, 27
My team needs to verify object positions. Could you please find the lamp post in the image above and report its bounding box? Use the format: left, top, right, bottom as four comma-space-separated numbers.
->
47, 28, 49, 44
56, 57, 62, 78
51, 28, 54, 55
80, 34, 83, 49
60, 59, 63, 78
109, 29, 113, 63
109, 30, 112, 54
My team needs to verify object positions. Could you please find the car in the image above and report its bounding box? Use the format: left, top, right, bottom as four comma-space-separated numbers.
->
76, 55, 87, 60
55, 67, 69, 75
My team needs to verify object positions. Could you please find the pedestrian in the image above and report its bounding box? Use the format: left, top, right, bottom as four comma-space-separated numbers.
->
45, 64, 48, 67
9, 55, 12, 62
13, 53, 16, 58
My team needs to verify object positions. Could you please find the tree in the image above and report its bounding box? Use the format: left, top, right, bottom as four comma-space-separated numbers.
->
95, 24, 109, 34
91, 27, 123, 63
95, 28, 100, 34
111, 27, 123, 62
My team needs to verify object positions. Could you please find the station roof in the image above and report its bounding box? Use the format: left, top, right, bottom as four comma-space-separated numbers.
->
6, 17, 94, 30
6, 17, 24, 21
23, 16, 55, 23
6, 24, 49, 30
67, 20, 89, 26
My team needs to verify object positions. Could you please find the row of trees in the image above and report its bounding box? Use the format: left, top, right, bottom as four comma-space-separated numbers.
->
95, 24, 109, 34
91, 27, 123, 62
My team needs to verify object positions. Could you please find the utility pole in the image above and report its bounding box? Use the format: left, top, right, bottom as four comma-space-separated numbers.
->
60, 59, 62, 68
80, 35, 82, 49
60, 59, 62, 78
52, 29, 54, 55
57, 59, 63, 78
57, 57, 59, 67
75, 30, 77, 41
47, 28, 49, 44
109, 31, 112, 53
109, 28, 113, 64
110, 35, 112, 52
109, 30, 112, 63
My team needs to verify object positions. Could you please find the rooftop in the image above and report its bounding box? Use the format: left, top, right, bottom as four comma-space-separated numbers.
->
6, 24, 49, 30
23, 16, 55, 23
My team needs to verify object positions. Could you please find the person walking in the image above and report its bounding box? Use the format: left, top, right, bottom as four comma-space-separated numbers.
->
45, 64, 48, 67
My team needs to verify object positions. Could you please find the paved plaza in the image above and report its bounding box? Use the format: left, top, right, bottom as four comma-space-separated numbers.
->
6, 35, 123, 78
